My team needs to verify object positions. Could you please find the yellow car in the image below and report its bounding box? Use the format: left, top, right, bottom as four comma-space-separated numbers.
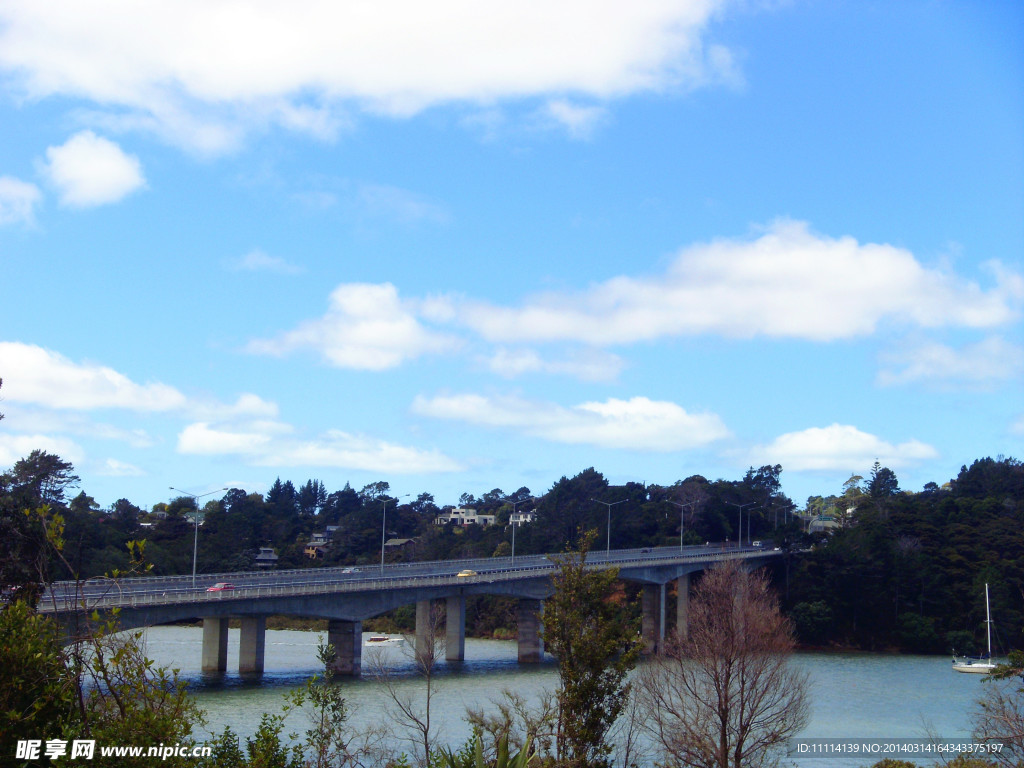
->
456, 569, 477, 578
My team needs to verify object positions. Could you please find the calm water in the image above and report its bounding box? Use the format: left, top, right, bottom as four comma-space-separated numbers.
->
140, 626, 991, 767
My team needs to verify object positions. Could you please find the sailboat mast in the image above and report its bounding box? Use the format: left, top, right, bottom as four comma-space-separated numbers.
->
985, 582, 992, 658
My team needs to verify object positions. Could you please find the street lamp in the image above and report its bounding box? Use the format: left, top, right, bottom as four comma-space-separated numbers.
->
380, 494, 410, 574
725, 501, 755, 548
169, 486, 228, 588
504, 496, 535, 565
665, 499, 699, 551
591, 498, 627, 556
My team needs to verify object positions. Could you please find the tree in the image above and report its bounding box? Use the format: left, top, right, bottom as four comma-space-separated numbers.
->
869, 461, 900, 500
1, 507, 203, 768
971, 650, 1024, 768
282, 643, 392, 768
369, 601, 447, 766
638, 561, 809, 768
541, 529, 643, 768
3, 449, 81, 506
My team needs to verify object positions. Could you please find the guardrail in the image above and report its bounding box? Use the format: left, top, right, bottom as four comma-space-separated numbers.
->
38, 545, 777, 613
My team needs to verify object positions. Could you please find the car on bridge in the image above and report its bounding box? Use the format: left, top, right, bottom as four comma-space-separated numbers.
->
206, 582, 235, 592
456, 569, 477, 578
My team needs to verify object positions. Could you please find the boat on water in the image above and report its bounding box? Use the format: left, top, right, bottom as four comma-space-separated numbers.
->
952, 583, 996, 674
364, 635, 401, 646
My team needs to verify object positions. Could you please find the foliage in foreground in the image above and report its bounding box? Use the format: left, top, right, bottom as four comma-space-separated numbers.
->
541, 529, 643, 768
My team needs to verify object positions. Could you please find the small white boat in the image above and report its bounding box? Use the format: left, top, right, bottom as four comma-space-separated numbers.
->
952, 583, 996, 674
364, 634, 401, 646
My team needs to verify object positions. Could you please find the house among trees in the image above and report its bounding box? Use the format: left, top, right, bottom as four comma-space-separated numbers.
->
304, 531, 332, 559
509, 510, 536, 527
254, 546, 279, 568
434, 507, 496, 527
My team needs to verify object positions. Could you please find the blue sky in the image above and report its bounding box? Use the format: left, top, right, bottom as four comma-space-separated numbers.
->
0, 0, 1021, 511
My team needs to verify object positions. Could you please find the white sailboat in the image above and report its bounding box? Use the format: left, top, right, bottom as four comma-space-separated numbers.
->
952, 583, 996, 674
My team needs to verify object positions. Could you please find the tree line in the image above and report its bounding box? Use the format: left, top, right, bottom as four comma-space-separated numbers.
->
1, 446, 1022, 655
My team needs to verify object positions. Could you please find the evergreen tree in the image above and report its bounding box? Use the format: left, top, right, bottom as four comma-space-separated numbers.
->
542, 529, 643, 768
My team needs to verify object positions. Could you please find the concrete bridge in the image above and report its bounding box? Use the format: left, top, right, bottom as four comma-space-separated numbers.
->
39, 544, 778, 677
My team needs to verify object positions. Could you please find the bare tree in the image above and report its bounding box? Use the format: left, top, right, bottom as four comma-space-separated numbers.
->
368, 601, 446, 767
637, 561, 809, 768
972, 678, 1024, 768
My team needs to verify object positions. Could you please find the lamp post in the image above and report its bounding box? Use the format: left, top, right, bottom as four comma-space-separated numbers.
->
591, 498, 626, 556
169, 486, 228, 588
380, 494, 410, 574
504, 496, 535, 565
725, 501, 755, 548
666, 499, 699, 551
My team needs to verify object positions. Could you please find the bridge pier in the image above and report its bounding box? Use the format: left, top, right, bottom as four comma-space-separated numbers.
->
415, 600, 431, 661
327, 619, 362, 675
446, 595, 465, 662
676, 574, 690, 641
517, 598, 544, 662
642, 584, 666, 654
201, 617, 228, 673
239, 616, 266, 674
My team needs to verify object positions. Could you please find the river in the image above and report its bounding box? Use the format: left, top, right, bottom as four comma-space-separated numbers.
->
139, 625, 993, 767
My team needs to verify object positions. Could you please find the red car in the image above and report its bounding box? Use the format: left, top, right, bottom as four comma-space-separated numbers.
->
206, 582, 235, 592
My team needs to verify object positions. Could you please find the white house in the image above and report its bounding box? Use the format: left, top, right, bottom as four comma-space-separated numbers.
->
434, 507, 497, 527
509, 510, 536, 527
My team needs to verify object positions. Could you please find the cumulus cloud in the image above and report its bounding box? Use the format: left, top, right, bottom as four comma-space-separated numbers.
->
226, 249, 304, 275
42, 131, 146, 207
246, 282, 461, 370
457, 220, 1023, 344
412, 392, 729, 451
0, 433, 83, 467
0, 0, 734, 151
177, 422, 276, 455
0, 342, 187, 411
0, 175, 41, 225
877, 336, 1024, 388
749, 423, 938, 472
486, 347, 625, 382
96, 458, 145, 477
177, 421, 462, 473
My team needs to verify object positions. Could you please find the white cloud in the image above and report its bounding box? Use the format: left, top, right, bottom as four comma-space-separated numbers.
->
412, 392, 729, 451
1011, 416, 1024, 437
226, 249, 303, 275
258, 430, 464, 473
96, 458, 145, 477
177, 422, 275, 455
0, 175, 41, 225
0, 342, 187, 411
487, 347, 625, 382
42, 131, 146, 207
246, 282, 461, 370
749, 423, 938, 472
543, 99, 606, 139
878, 336, 1024, 388
458, 220, 1023, 344
0, 1, 734, 151
177, 421, 462, 474
0, 433, 83, 467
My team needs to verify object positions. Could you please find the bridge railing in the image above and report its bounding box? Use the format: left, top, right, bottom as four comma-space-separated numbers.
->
38, 546, 777, 613
45, 543, 755, 592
